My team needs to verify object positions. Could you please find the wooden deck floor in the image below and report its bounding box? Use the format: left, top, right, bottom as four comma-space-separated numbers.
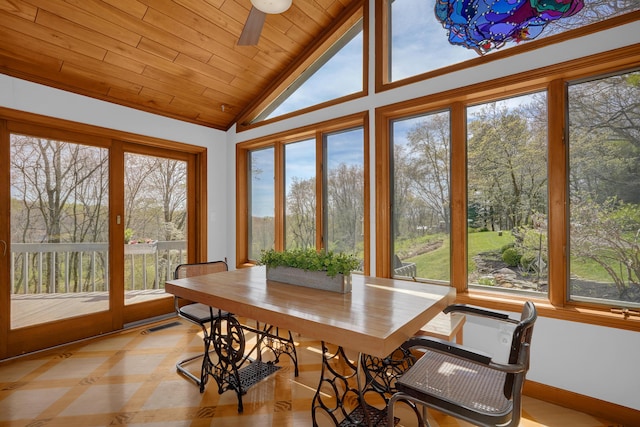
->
10, 290, 168, 329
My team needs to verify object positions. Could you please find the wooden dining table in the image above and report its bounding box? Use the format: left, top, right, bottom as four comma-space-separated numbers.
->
165, 266, 455, 425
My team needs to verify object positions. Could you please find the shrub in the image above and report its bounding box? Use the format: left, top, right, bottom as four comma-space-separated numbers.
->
519, 254, 535, 271
502, 247, 521, 267
500, 242, 515, 254
258, 248, 360, 277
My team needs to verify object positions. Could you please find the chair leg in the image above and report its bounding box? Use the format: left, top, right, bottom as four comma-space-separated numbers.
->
421, 404, 430, 427
176, 353, 205, 386
176, 323, 211, 391
388, 393, 431, 427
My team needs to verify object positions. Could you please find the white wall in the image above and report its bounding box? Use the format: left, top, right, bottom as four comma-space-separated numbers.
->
0, 74, 228, 260
226, 8, 640, 412
462, 311, 640, 411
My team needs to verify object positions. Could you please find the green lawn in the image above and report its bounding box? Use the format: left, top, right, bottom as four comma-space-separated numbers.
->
570, 255, 622, 283
402, 230, 618, 284
407, 238, 450, 281
467, 230, 515, 259
404, 230, 514, 281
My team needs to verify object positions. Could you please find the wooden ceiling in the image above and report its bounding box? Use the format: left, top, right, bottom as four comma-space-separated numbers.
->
0, 0, 355, 130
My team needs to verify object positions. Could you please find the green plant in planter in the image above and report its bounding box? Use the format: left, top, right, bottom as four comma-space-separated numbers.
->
258, 248, 360, 278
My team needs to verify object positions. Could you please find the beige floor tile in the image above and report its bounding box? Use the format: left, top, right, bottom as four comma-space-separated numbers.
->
34, 356, 110, 381
0, 358, 49, 382
0, 387, 71, 421
59, 383, 143, 416
78, 335, 137, 352
141, 379, 207, 410
104, 353, 167, 377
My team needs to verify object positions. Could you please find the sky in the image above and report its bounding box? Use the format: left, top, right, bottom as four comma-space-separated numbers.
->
266, 32, 364, 119
250, 128, 364, 218
390, 0, 477, 80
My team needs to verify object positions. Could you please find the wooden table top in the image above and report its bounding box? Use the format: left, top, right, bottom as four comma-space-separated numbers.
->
165, 266, 455, 357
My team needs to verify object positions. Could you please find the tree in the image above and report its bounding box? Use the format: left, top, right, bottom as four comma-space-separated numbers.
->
286, 177, 316, 248
10, 135, 109, 292
124, 153, 156, 234
467, 100, 548, 231
326, 163, 364, 254
568, 70, 640, 302
393, 143, 416, 239
147, 157, 187, 241
571, 198, 640, 300
125, 154, 186, 242
568, 72, 640, 204
405, 112, 451, 232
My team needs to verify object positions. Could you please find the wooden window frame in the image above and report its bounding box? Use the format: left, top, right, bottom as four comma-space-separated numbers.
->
236, 112, 370, 273
375, 2, 640, 93
375, 45, 640, 332
235, 0, 368, 132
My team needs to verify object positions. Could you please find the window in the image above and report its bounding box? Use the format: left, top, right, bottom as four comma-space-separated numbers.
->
10, 134, 110, 327
375, 45, 640, 326
238, 3, 366, 128
285, 139, 316, 249
383, 0, 640, 83
124, 153, 187, 305
388, 0, 476, 82
325, 127, 365, 262
237, 115, 368, 269
260, 23, 363, 121
466, 93, 548, 296
568, 70, 640, 308
391, 111, 451, 281
249, 147, 275, 260
237, 32, 639, 328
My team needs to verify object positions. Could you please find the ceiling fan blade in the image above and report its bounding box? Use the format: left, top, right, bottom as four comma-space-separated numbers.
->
238, 7, 266, 46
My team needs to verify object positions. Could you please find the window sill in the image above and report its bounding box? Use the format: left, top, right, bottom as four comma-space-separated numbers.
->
455, 290, 640, 332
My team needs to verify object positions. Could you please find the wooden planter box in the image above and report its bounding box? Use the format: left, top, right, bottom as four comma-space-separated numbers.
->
266, 266, 352, 293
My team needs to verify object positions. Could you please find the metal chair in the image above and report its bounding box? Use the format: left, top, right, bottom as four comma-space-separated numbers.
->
388, 302, 537, 427
173, 260, 230, 390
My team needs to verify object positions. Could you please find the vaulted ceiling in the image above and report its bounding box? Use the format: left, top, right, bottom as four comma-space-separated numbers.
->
0, 0, 356, 130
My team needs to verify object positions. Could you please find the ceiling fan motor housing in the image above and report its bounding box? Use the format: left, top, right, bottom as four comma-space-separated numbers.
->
251, 0, 292, 14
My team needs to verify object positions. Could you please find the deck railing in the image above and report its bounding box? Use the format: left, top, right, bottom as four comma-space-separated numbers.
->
10, 241, 187, 294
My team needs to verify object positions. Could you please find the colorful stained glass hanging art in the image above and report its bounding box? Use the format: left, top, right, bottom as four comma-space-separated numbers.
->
435, 0, 585, 54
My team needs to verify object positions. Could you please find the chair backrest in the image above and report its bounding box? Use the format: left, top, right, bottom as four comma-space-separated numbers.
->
504, 301, 537, 398
174, 260, 228, 280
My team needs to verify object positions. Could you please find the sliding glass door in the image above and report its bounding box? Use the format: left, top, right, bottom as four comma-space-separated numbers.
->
1, 119, 204, 359
10, 133, 110, 329
123, 152, 188, 307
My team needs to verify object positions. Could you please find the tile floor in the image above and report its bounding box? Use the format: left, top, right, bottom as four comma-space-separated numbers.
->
0, 318, 621, 426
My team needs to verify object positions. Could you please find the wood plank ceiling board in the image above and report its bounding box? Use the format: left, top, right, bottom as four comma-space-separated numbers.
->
0, 0, 356, 130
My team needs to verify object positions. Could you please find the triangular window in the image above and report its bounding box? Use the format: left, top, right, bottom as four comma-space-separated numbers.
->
238, 4, 365, 128
256, 21, 363, 122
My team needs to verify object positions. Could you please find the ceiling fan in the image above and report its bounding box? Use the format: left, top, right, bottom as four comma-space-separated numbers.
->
238, 0, 293, 45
